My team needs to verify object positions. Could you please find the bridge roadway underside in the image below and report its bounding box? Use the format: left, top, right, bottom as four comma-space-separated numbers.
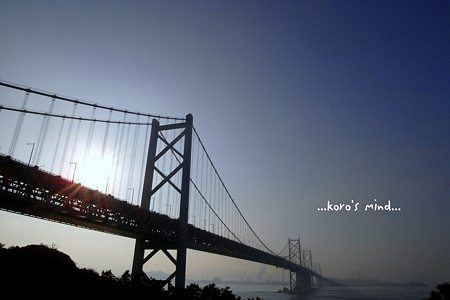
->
0, 154, 320, 278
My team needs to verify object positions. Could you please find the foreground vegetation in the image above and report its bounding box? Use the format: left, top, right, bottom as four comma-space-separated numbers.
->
426, 282, 450, 300
3, 242, 447, 300
0, 243, 261, 300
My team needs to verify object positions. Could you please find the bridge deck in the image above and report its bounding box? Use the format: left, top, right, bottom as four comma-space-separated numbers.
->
0, 154, 321, 276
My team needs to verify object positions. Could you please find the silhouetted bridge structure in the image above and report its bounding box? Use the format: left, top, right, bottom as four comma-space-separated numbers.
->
0, 81, 326, 293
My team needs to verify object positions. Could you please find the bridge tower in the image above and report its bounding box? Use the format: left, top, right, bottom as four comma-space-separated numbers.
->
288, 238, 301, 291
314, 262, 324, 288
131, 114, 193, 289
303, 249, 312, 269
288, 238, 313, 294
303, 249, 314, 289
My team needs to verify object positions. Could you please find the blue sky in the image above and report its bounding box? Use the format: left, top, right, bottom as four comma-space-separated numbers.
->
1, 1, 449, 282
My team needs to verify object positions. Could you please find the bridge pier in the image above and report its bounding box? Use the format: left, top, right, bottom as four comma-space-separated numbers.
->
314, 262, 324, 288
294, 272, 312, 294
131, 114, 193, 289
131, 239, 145, 280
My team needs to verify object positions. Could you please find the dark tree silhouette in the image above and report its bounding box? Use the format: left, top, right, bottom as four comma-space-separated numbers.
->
101, 269, 117, 280
120, 269, 131, 285
0, 243, 263, 300
427, 282, 450, 300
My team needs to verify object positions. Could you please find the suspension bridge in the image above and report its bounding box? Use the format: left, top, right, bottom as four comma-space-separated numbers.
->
0, 81, 326, 293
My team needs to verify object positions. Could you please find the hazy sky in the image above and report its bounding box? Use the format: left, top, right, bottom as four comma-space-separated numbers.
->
0, 1, 449, 282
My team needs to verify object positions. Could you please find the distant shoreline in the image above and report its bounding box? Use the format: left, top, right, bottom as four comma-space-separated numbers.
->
189, 278, 429, 288
190, 279, 288, 286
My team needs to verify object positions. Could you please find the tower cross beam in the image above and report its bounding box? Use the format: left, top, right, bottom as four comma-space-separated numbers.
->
152, 164, 183, 195
155, 131, 185, 161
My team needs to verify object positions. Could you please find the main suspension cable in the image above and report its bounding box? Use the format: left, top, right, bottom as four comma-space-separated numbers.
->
192, 126, 284, 256
0, 80, 185, 122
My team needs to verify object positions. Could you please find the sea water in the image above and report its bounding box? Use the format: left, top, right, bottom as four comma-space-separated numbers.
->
214, 284, 432, 300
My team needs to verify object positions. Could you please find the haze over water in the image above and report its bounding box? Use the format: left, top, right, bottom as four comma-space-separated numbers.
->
230, 285, 431, 300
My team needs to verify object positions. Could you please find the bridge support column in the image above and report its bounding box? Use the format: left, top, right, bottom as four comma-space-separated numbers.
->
314, 262, 323, 288
131, 239, 146, 280
131, 114, 193, 290
295, 272, 312, 294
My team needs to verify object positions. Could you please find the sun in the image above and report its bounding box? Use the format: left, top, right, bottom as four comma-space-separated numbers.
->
73, 152, 112, 192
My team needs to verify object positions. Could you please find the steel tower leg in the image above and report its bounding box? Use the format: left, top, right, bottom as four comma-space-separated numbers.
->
174, 113, 193, 288
132, 118, 159, 279
131, 114, 193, 290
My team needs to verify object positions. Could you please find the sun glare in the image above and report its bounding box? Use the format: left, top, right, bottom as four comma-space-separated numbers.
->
73, 152, 112, 192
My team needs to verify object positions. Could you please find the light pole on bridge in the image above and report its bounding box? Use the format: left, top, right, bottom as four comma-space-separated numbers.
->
26, 142, 35, 165
69, 162, 77, 182
105, 177, 110, 194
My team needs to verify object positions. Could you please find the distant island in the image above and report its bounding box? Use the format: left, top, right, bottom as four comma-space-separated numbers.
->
188, 278, 288, 286
404, 281, 429, 288
323, 277, 428, 287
